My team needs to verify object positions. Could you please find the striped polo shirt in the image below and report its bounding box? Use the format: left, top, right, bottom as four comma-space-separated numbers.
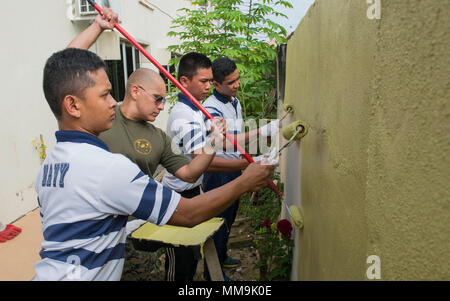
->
33, 130, 180, 281
203, 89, 243, 159
162, 93, 210, 192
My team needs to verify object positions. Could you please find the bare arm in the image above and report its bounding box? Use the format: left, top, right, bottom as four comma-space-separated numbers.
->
67, 7, 118, 49
218, 129, 258, 149
167, 163, 274, 227
203, 156, 250, 173
173, 144, 215, 183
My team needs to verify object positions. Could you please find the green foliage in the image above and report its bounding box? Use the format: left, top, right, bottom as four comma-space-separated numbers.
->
167, 0, 293, 119
254, 224, 294, 281
240, 173, 294, 280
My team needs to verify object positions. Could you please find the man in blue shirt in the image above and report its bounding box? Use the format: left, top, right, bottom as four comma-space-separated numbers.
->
201, 57, 278, 280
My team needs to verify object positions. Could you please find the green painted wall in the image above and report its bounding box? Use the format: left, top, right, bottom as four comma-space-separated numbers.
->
282, 0, 449, 280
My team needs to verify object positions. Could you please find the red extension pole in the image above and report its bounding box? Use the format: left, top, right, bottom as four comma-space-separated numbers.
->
86, 0, 281, 196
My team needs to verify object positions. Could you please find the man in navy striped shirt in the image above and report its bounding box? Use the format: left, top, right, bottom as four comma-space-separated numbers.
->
34, 46, 274, 280
201, 57, 279, 280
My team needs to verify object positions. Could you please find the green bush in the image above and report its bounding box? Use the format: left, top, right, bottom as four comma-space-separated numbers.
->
240, 174, 294, 280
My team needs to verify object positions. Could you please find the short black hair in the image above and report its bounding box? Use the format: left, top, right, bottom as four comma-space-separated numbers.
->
177, 52, 212, 80
43, 48, 106, 119
212, 57, 237, 84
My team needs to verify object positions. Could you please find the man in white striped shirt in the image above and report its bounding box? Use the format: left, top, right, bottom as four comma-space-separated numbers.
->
163, 54, 278, 281
201, 57, 278, 280
34, 45, 274, 281
162, 52, 226, 281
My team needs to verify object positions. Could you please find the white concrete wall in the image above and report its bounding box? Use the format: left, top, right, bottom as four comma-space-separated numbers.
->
0, 0, 190, 224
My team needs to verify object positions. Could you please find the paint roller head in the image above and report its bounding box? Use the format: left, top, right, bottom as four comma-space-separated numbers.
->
282, 120, 308, 141
288, 205, 304, 229
283, 103, 294, 113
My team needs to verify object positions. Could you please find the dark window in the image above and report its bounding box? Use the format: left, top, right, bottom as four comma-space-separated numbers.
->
125, 45, 134, 78
159, 53, 178, 91
105, 42, 141, 101
134, 48, 140, 70
80, 0, 96, 14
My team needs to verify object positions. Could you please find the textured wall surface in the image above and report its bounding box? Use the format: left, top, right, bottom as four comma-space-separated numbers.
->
281, 0, 449, 280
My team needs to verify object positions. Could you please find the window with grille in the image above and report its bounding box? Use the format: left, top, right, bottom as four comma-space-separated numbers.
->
105, 43, 142, 101
79, 0, 96, 15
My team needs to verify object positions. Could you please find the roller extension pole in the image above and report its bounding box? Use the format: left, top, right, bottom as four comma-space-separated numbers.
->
86, 0, 281, 196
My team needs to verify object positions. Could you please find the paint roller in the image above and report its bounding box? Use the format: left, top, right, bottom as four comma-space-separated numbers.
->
261, 118, 308, 229
256, 104, 304, 229
259, 102, 307, 229
283, 103, 294, 115
284, 203, 304, 229
258, 105, 307, 160
275, 120, 309, 155
280, 111, 308, 229
278, 119, 307, 229
279, 102, 307, 146
278, 102, 294, 124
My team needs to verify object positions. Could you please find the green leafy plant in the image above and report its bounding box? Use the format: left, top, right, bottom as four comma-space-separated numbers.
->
240, 174, 294, 280
167, 0, 293, 119
254, 218, 294, 280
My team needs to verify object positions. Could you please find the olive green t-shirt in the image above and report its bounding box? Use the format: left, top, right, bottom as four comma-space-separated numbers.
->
99, 105, 189, 178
